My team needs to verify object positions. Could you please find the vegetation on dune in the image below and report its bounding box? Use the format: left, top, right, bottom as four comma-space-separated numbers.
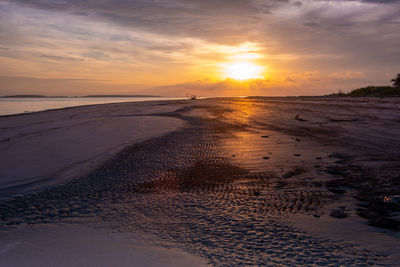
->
392, 73, 400, 88
329, 73, 400, 97
347, 86, 400, 97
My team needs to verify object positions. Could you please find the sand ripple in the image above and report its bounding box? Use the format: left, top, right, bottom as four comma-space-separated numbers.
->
1, 101, 389, 266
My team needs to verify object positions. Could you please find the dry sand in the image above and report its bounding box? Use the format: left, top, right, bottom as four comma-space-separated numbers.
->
0, 223, 207, 267
1, 97, 400, 266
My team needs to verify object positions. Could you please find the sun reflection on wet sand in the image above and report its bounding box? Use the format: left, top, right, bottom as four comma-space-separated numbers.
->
225, 98, 257, 125
218, 98, 336, 175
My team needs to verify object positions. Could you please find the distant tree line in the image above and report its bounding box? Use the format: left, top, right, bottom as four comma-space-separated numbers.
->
329, 73, 400, 97
392, 73, 400, 88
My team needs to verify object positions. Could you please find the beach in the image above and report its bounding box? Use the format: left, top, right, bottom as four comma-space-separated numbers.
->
1, 97, 400, 266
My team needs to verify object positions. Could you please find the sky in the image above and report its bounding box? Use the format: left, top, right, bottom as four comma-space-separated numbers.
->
0, 0, 399, 97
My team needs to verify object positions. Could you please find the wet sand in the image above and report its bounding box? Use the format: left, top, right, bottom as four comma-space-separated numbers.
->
1, 97, 400, 266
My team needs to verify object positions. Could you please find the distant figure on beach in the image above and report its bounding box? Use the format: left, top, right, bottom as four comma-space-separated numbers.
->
187, 92, 197, 100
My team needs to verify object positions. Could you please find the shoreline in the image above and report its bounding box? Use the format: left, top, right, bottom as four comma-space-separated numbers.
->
0, 100, 186, 199
0, 97, 186, 117
2, 95, 399, 118
1, 97, 400, 265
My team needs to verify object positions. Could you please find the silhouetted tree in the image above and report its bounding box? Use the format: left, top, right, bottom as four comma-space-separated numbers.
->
392, 73, 400, 88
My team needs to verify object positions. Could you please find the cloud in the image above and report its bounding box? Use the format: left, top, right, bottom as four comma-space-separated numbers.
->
81, 51, 110, 60
39, 54, 84, 62
358, 0, 400, 3
3, 0, 400, 55
0, 75, 144, 95
149, 78, 275, 96
0, 0, 399, 96
3, 0, 266, 44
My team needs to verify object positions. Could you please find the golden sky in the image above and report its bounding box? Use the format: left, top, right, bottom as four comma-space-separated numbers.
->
0, 0, 399, 96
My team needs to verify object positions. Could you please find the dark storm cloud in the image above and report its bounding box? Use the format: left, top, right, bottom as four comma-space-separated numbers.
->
321, 0, 400, 3
3, 0, 398, 53
4, 0, 291, 44
5, 0, 399, 47
2, 0, 399, 56
359, 0, 400, 3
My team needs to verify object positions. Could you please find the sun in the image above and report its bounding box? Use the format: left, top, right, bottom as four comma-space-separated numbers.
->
225, 62, 264, 80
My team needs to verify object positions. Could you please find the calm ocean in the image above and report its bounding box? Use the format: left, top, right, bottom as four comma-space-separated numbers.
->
0, 97, 183, 116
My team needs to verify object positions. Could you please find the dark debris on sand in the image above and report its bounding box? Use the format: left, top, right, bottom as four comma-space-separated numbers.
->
324, 155, 400, 231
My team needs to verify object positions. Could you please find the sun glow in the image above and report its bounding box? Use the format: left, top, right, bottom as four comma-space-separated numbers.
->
224, 62, 264, 80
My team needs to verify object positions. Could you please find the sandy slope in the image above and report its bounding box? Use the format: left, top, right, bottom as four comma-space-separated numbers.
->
0, 101, 183, 198
0, 223, 207, 267
0, 101, 205, 267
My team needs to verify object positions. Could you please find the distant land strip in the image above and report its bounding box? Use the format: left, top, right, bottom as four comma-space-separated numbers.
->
1, 94, 162, 98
